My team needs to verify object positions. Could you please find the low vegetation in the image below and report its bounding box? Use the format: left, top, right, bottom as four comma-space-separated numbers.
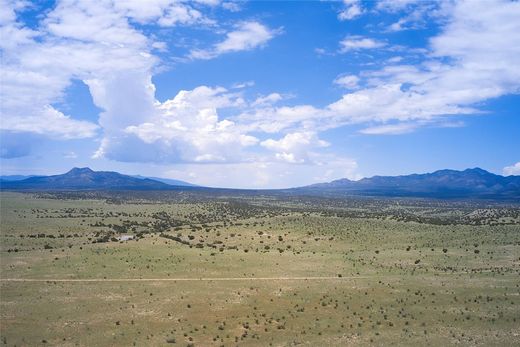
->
1, 191, 519, 346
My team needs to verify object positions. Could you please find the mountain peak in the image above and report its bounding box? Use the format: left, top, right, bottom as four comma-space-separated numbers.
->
1, 167, 176, 190
68, 167, 94, 174
464, 167, 490, 175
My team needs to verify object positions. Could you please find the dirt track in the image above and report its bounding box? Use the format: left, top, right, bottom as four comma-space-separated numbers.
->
1, 276, 362, 282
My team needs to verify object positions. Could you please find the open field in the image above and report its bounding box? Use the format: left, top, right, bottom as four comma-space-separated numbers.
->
1, 191, 519, 346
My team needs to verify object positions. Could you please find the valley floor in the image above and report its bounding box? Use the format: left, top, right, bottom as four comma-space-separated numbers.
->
1, 192, 519, 346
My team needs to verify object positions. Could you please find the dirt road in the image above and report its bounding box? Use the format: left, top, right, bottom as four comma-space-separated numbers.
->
0, 276, 361, 283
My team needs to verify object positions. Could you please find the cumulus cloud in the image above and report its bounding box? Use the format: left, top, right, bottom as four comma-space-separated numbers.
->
108, 86, 258, 163
0, 0, 37, 50
503, 162, 520, 176
1, 105, 99, 139
189, 21, 278, 59
0, 0, 160, 143
0, 0, 266, 162
261, 132, 329, 164
1, 0, 271, 165
327, 83, 474, 124
0, 1, 102, 140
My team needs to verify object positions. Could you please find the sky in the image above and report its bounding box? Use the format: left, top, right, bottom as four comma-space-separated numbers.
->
0, 0, 519, 188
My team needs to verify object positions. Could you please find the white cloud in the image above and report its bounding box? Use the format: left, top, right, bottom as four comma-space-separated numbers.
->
388, 18, 407, 32
2, 0, 518, 187
359, 122, 418, 135
238, 105, 323, 134
1, 105, 98, 139
238, 80, 474, 135
0, 0, 38, 50
0, 0, 157, 144
338, 0, 363, 21
222, 2, 241, 12
156, 4, 204, 27
152, 41, 168, 51
232, 80, 255, 89
252, 93, 283, 107
376, 0, 422, 12
194, 0, 221, 6
339, 35, 385, 52
115, 0, 213, 27
216, 21, 276, 52
44, 1, 147, 45
327, 83, 475, 125
386, 56, 403, 63
333, 74, 360, 89
377, 0, 440, 32
98, 86, 257, 163
0, 0, 229, 157
189, 21, 278, 59
1, 12, 279, 162
261, 132, 329, 164
503, 162, 520, 176
240, 0, 520, 135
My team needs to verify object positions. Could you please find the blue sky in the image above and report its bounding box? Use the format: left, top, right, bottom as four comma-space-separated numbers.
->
1, 0, 519, 188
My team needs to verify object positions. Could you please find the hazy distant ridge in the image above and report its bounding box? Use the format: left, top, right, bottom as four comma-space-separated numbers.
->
0, 168, 176, 190
295, 168, 520, 199
130, 175, 197, 187
1, 167, 519, 200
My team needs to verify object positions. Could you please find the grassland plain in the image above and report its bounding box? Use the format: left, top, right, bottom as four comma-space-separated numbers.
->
1, 191, 519, 346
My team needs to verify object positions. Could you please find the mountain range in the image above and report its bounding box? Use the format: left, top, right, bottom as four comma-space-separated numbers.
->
294, 168, 520, 200
1, 167, 519, 200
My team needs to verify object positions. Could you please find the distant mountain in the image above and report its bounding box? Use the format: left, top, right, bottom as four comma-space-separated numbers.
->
0, 175, 40, 181
294, 168, 520, 200
131, 175, 197, 187
2, 167, 519, 200
0, 167, 176, 190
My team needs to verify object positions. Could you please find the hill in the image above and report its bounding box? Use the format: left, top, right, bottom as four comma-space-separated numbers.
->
130, 175, 197, 187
